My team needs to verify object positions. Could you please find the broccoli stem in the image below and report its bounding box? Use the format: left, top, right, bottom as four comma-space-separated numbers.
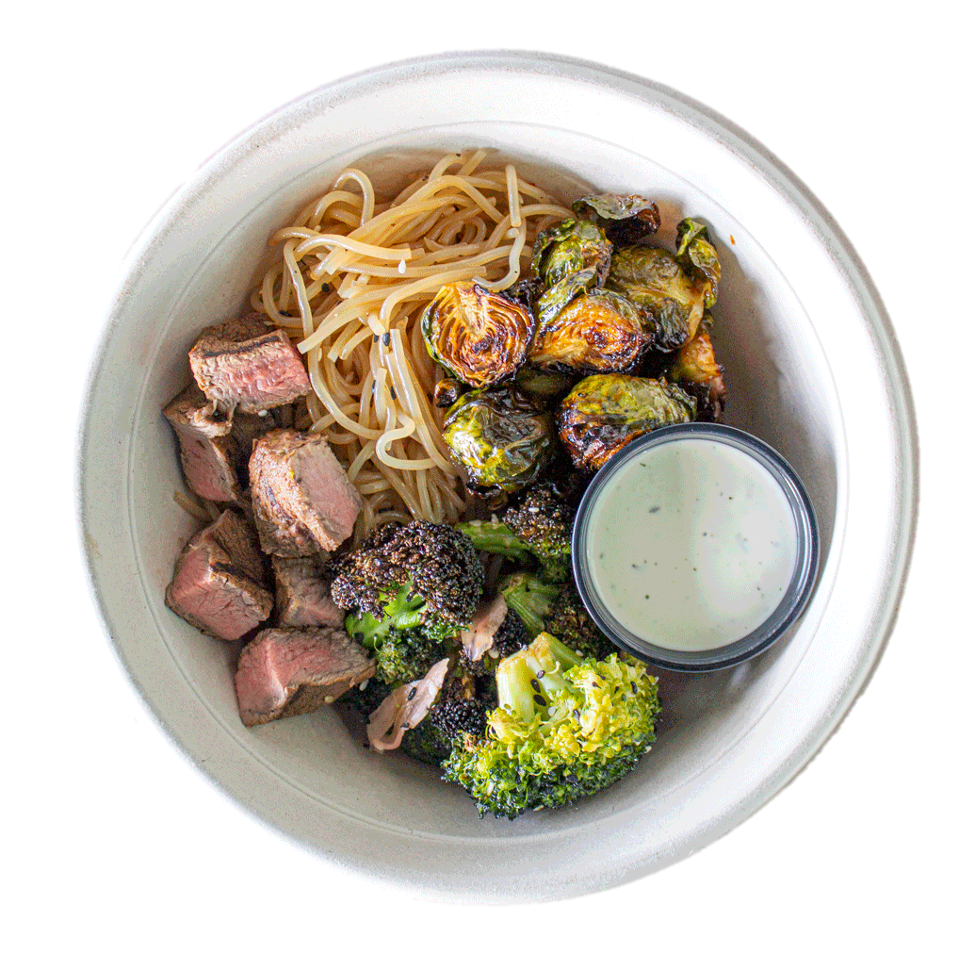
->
497, 635, 578, 723
457, 520, 533, 560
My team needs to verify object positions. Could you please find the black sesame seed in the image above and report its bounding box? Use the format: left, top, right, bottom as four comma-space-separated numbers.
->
533, 693, 547, 707
630, 681, 638, 694
382, 331, 391, 346
530, 678, 541, 692
407, 686, 417, 701
373, 334, 379, 342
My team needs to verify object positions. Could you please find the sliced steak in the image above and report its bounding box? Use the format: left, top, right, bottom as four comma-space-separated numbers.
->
272, 556, 345, 628
164, 386, 295, 505
165, 510, 273, 640
234, 626, 375, 727
189, 314, 312, 413
163, 387, 238, 503
250, 429, 362, 557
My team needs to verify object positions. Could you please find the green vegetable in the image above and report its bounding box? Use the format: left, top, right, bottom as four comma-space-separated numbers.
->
571, 193, 661, 245
500, 572, 615, 660
421, 281, 535, 387
345, 584, 455, 685
400, 664, 492, 766
458, 478, 576, 583
530, 219, 613, 288
558, 373, 697, 470
675, 218, 721, 309
529, 287, 649, 374
443, 633, 662, 818
442, 384, 555, 494
605, 246, 709, 353
331, 521, 484, 684
666, 325, 726, 422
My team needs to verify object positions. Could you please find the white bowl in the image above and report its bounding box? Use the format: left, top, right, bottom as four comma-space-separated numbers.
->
78, 51, 916, 901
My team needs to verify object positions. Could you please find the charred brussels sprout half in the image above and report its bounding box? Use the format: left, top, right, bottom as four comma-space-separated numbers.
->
529, 288, 649, 374
558, 374, 697, 470
443, 384, 555, 494
421, 281, 534, 388
530, 219, 613, 288
571, 193, 662, 245
667, 326, 726, 422
605, 246, 710, 353
676, 218, 721, 309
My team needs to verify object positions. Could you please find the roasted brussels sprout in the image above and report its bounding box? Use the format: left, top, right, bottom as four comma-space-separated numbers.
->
433, 376, 466, 408
605, 246, 710, 353
443, 384, 555, 494
558, 373, 696, 470
529, 288, 648, 374
571, 193, 661, 245
667, 326, 726, 422
676, 218, 721, 309
421, 281, 534, 388
530, 219, 613, 288
514, 366, 575, 402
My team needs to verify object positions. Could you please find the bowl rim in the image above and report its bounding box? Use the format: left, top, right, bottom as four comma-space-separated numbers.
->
75, 49, 919, 901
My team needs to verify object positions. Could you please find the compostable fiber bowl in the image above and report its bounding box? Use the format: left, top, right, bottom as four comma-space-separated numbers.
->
78, 51, 916, 902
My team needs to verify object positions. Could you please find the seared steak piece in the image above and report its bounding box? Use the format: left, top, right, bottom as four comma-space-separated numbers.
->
249, 429, 362, 557
165, 510, 273, 640
163, 387, 238, 503
189, 314, 312, 413
234, 626, 375, 727
164, 385, 295, 505
272, 556, 345, 628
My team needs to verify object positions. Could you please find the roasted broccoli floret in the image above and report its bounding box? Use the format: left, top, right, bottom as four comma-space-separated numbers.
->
499, 572, 561, 636
332, 521, 484, 684
459, 478, 578, 582
400, 660, 494, 765
443, 633, 661, 819
499, 572, 616, 660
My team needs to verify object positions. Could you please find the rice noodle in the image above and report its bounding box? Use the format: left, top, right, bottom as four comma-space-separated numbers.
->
250, 151, 570, 542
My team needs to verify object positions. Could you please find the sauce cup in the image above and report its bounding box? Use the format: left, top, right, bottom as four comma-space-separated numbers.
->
572, 423, 819, 671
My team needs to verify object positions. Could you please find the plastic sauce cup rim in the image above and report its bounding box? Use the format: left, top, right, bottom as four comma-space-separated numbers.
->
571, 422, 820, 672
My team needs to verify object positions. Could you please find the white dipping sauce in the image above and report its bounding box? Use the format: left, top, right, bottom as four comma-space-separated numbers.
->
585, 438, 798, 651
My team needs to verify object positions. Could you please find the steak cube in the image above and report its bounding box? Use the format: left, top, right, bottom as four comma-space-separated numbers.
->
189, 314, 312, 413
163, 387, 238, 503
165, 510, 273, 640
234, 626, 375, 727
164, 386, 295, 505
249, 429, 362, 557
272, 556, 345, 628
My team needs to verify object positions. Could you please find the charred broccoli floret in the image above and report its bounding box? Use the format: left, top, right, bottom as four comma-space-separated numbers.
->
400, 660, 494, 765
332, 521, 484, 684
499, 572, 616, 660
400, 676, 491, 765
459, 478, 579, 582
443, 633, 661, 819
